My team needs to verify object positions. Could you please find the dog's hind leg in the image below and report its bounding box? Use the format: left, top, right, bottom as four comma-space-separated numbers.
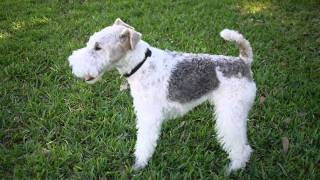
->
209, 79, 256, 173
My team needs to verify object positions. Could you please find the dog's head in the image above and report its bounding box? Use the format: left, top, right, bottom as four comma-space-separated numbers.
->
68, 18, 141, 84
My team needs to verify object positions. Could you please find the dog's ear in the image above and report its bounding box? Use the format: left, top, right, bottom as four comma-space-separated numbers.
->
114, 18, 135, 29
119, 28, 141, 50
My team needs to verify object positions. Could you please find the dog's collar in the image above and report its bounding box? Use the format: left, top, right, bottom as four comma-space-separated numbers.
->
123, 48, 152, 78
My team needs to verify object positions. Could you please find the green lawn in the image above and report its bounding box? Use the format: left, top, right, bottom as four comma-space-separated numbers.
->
1, 0, 319, 179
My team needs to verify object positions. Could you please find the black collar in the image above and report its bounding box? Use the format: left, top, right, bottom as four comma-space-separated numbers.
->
123, 48, 152, 78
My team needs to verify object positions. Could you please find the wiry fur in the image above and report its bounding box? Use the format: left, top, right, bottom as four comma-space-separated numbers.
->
168, 58, 220, 103
68, 18, 256, 173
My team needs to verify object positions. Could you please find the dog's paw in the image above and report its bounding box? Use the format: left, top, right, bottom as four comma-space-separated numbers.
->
133, 162, 146, 171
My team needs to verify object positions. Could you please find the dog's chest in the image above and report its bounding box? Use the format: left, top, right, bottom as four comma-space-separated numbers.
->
128, 61, 171, 104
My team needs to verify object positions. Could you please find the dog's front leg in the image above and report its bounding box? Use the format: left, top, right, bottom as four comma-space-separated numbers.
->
133, 108, 163, 170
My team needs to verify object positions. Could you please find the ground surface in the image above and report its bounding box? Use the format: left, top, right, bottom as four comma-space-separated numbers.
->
0, 0, 319, 179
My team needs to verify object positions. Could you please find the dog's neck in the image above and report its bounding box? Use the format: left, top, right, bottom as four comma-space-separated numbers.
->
116, 41, 151, 76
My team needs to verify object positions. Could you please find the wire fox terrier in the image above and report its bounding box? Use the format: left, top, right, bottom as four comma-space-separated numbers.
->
68, 18, 256, 173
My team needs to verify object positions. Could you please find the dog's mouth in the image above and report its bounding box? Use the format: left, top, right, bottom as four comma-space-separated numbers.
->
85, 76, 95, 81
84, 73, 105, 84
84, 75, 98, 84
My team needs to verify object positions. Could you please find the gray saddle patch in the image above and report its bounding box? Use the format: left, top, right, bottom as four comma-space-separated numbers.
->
168, 56, 252, 103
168, 58, 219, 103
217, 59, 252, 79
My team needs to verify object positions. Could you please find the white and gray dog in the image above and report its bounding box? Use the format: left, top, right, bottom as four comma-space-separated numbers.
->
68, 18, 256, 173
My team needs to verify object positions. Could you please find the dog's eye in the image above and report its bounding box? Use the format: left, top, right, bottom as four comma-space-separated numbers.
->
94, 42, 102, 51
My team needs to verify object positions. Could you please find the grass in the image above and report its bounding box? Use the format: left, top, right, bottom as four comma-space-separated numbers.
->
0, 0, 319, 179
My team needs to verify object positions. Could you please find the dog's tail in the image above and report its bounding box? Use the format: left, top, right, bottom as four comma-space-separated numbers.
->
220, 29, 253, 65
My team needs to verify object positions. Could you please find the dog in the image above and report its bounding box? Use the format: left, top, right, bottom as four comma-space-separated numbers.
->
68, 18, 256, 173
